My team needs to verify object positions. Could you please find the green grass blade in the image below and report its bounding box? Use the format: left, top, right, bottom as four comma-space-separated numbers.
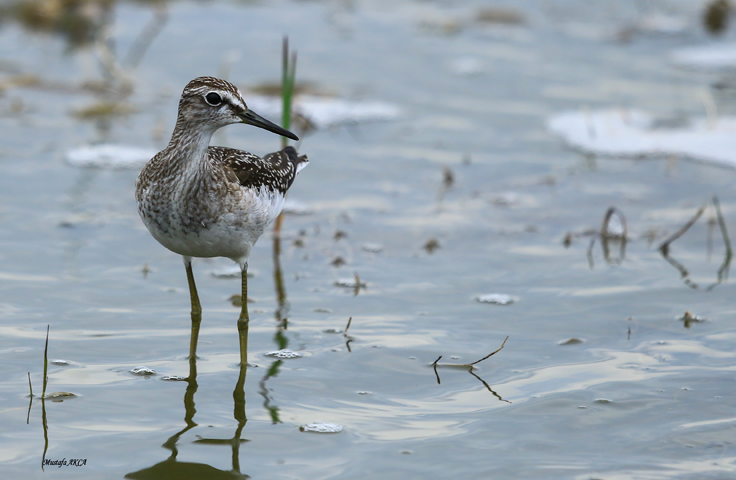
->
281, 36, 297, 149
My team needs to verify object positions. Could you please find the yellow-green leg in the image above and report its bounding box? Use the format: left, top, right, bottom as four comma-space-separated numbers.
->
184, 256, 202, 360
231, 360, 247, 473
237, 262, 250, 366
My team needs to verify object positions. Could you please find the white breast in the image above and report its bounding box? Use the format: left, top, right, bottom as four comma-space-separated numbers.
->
143, 184, 285, 263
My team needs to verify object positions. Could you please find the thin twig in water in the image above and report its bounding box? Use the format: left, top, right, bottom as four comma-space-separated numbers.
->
586, 238, 596, 269
714, 196, 732, 254
344, 317, 353, 335
432, 352, 510, 402
26, 372, 33, 424
42, 325, 49, 399
344, 317, 354, 352
466, 336, 509, 366
434, 336, 509, 368
467, 369, 511, 403
601, 206, 627, 239
662, 253, 697, 288
658, 205, 706, 255
432, 356, 442, 384
707, 195, 732, 290
599, 207, 627, 265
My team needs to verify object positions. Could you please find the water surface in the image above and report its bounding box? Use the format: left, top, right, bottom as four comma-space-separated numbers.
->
2, 0, 736, 478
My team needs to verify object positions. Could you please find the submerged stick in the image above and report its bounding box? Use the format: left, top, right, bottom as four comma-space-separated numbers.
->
344, 317, 354, 352
467, 369, 511, 404
434, 336, 509, 368
26, 372, 33, 424
658, 205, 706, 255
433, 352, 510, 402
432, 356, 442, 384
714, 196, 732, 254
586, 237, 596, 270
707, 195, 733, 290
42, 325, 49, 399
466, 336, 509, 366
601, 206, 627, 239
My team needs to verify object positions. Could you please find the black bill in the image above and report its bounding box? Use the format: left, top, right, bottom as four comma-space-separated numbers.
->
238, 109, 299, 141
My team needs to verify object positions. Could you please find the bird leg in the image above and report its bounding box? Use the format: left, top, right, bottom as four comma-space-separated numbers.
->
237, 262, 250, 366
184, 256, 202, 359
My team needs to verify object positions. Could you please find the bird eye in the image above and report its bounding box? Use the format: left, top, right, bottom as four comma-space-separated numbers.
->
205, 92, 222, 106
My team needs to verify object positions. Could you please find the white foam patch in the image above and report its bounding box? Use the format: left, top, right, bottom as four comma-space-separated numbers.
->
209, 264, 242, 279
670, 42, 736, 70
66, 144, 156, 169
264, 349, 302, 359
130, 366, 156, 375
547, 109, 736, 167
300, 422, 343, 433
247, 95, 400, 129
476, 293, 516, 305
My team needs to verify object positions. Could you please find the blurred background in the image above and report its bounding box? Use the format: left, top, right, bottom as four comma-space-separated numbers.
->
2, 0, 736, 478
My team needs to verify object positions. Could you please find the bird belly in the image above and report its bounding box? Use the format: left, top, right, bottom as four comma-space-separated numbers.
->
139, 184, 285, 262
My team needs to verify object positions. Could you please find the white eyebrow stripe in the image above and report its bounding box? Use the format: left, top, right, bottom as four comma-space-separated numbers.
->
222, 90, 244, 110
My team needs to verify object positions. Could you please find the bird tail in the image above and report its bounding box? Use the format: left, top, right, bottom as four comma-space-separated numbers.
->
283, 146, 309, 174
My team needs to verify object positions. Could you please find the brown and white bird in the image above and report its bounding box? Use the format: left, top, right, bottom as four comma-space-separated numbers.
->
135, 76, 308, 361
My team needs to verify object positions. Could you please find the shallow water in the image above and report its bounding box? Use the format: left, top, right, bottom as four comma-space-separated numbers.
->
2, 0, 736, 478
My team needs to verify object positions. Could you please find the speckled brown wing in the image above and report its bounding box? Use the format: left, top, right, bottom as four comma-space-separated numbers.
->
208, 146, 308, 194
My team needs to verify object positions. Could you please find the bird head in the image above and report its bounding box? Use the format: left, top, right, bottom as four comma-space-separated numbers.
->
178, 76, 298, 140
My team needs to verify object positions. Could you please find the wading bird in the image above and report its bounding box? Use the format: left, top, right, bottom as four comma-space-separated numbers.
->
136, 76, 308, 363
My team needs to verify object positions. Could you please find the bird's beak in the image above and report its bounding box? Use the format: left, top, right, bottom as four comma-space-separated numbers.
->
238, 109, 299, 141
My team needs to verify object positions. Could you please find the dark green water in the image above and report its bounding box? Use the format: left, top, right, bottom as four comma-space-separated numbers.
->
2, 0, 736, 478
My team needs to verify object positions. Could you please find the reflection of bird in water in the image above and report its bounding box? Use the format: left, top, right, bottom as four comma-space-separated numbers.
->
136, 76, 308, 361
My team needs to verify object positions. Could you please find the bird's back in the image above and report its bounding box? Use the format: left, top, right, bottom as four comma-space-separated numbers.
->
209, 145, 309, 195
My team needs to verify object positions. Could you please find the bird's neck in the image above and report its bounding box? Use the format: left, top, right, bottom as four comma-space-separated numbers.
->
165, 114, 217, 167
